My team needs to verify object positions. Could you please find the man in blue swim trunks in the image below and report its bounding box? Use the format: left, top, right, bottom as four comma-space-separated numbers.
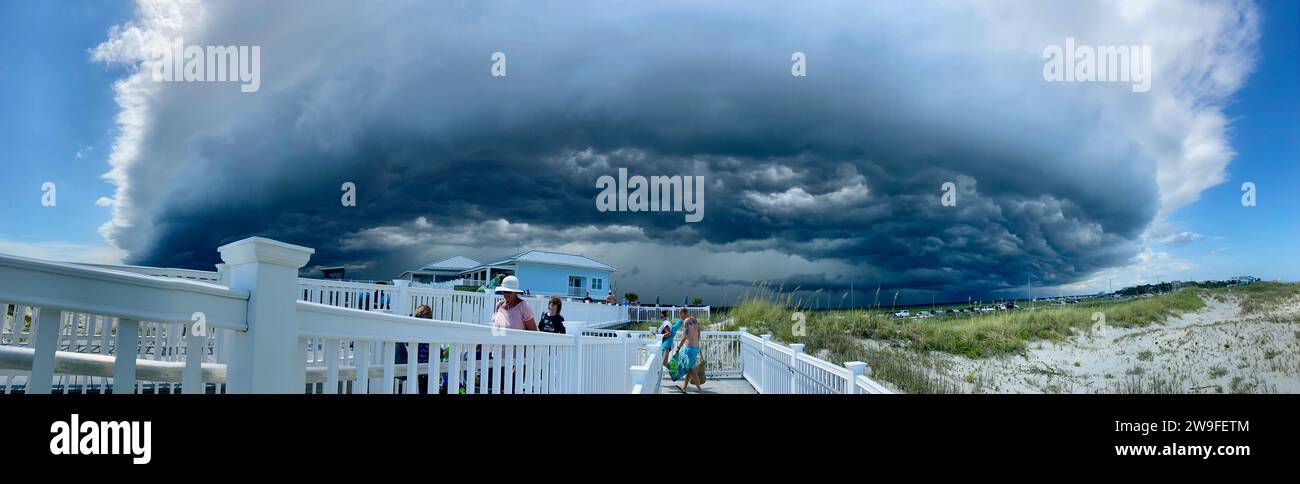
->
671, 307, 702, 393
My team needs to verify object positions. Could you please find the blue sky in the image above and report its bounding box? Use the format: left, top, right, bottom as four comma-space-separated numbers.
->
0, 1, 130, 260
0, 1, 1295, 304
1163, 0, 1299, 282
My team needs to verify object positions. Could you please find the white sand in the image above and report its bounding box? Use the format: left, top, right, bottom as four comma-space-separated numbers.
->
907, 297, 1300, 394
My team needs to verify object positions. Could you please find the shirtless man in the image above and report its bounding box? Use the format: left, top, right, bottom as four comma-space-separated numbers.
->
674, 307, 703, 393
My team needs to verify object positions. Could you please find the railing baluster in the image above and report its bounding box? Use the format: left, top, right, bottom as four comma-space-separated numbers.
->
324, 338, 340, 394
354, 340, 370, 394
426, 341, 438, 394
381, 341, 396, 394
27, 307, 62, 394
508, 345, 517, 394
183, 326, 205, 394
113, 318, 139, 394
405, 341, 417, 395
450, 343, 464, 395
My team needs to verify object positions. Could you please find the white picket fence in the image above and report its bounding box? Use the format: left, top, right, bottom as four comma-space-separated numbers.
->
0, 236, 891, 395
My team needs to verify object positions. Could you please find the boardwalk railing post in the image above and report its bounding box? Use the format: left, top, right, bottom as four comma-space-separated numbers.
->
621, 331, 631, 391
392, 279, 411, 316
570, 322, 586, 393
219, 237, 314, 394
844, 361, 867, 394
789, 343, 804, 394
760, 333, 771, 394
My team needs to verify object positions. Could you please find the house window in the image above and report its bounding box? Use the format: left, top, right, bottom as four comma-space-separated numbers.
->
591, 278, 604, 290
568, 276, 587, 297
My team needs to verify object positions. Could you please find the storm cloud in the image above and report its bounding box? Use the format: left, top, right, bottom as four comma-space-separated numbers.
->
90, 0, 1259, 303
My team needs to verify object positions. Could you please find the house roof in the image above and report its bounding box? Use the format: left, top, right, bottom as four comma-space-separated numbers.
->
478, 250, 616, 272
419, 255, 481, 272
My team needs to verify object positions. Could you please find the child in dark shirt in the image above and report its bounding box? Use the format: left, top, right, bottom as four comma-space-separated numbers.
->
538, 296, 567, 334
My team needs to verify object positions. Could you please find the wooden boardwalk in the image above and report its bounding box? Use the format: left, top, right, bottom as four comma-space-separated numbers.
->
655, 376, 757, 394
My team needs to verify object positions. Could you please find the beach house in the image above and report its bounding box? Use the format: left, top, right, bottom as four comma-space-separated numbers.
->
400, 250, 616, 299
397, 256, 481, 284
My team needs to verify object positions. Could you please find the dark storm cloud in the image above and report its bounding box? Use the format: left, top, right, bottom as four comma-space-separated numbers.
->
93, 0, 1257, 298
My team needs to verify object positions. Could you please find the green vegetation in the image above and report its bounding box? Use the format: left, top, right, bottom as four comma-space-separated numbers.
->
1112, 375, 1183, 394
715, 281, 1299, 393
1206, 281, 1300, 315
1208, 366, 1228, 379
723, 288, 1204, 359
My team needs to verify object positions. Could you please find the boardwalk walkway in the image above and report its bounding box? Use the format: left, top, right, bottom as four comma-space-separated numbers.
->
655, 376, 758, 394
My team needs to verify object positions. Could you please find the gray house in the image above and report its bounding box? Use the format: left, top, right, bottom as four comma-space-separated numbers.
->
397, 256, 481, 284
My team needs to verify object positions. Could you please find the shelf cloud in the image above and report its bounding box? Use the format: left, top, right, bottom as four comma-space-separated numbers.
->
91, 0, 1260, 302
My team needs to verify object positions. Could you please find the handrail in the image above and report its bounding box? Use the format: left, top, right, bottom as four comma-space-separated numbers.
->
296, 301, 576, 346
0, 253, 250, 330
0, 345, 227, 383
71, 263, 223, 282
298, 278, 394, 290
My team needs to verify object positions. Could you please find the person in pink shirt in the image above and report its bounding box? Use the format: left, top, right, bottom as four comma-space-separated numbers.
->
492, 275, 537, 331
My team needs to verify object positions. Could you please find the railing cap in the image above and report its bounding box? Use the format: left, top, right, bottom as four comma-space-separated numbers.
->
844, 361, 868, 375
218, 237, 314, 268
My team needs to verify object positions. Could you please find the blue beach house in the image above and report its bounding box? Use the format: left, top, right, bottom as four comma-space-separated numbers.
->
401, 250, 616, 299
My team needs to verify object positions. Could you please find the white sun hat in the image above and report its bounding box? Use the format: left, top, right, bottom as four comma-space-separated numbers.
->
494, 275, 524, 293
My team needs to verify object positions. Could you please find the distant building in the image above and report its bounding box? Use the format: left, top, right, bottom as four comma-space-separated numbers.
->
397, 256, 481, 284
400, 250, 616, 299
1229, 275, 1259, 285
320, 266, 346, 281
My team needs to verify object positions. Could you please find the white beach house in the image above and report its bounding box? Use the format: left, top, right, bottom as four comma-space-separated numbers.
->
400, 250, 615, 299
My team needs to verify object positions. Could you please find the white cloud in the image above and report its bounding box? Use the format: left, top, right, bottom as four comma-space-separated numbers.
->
1056, 247, 1194, 294
0, 239, 128, 265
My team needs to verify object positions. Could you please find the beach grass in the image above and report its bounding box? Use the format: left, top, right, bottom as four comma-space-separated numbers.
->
1209, 281, 1300, 315
722, 288, 1206, 359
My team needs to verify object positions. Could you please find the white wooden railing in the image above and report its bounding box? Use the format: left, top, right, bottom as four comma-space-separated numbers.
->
738, 330, 892, 394
0, 251, 248, 394
70, 263, 224, 283
618, 329, 743, 379
296, 279, 629, 329
628, 305, 711, 322
0, 238, 648, 394
0, 237, 889, 395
